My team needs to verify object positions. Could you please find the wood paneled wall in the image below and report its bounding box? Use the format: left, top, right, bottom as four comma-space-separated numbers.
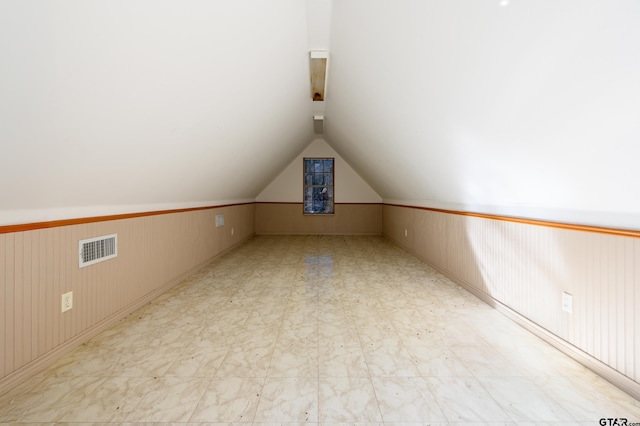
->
255, 203, 382, 235
382, 204, 640, 399
0, 204, 254, 395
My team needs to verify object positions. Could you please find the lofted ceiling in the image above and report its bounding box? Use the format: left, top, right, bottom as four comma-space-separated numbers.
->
324, 0, 640, 229
1, 0, 639, 229
0, 0, 315, 224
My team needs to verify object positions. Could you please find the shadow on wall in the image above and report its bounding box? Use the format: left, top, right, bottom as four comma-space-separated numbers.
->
460, 217, 568, 334
382, 204, 639, 395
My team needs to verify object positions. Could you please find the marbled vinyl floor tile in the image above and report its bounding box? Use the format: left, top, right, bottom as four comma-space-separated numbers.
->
477, 375, 576, 422
254, 377, 318, 422
111, 342, 186, 378
214, 344, 275, 378
361, 340, 421, 377
57, 376, 157, 422
371, 376, 447, 423
46, 344, 121, 378
450, 345, 525, 378
318, 378, 382, 423
188, 377, 264, 422
425, 376, 512, 422
122, 377, 210, 422
163, 341, 229, 377
5, 376, 106, 422
529, 374, 640, 421
406, 344, 472, 377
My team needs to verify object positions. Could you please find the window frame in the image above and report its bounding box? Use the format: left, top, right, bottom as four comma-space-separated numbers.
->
303, 157, 335, 215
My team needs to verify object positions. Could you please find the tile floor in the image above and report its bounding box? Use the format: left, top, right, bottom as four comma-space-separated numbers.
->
1, 235, 639, 425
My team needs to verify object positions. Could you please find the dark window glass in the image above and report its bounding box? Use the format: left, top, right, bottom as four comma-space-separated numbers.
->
303, 158, 334, 214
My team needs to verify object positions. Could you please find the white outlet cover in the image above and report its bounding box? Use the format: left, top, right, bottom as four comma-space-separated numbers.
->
62, 291, 73, 313
216, 214, 225, 227
562, 291, 572, 313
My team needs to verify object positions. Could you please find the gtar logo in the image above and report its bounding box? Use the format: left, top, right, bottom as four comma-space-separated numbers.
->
599, 419, 628, 426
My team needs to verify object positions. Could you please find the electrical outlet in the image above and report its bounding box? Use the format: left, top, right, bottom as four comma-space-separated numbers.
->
61, 291, 73, 313
562, 291, 572, 313
215, 214, 225, 227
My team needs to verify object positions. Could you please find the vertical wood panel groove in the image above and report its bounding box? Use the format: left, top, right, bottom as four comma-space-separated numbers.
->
5, 234, 15, 373
0, 234, 6, 378
42, 229, 52, 357
14, 233, 24, 370
22, 232, 32, 366
632, 239, 638, 380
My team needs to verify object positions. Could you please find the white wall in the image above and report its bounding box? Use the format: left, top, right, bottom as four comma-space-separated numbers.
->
326, 0, 640, 230
0, 0, 315, 226
256, 139, 381, 203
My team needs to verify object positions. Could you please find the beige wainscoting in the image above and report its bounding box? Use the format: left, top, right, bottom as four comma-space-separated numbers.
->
0, 203, 255, 395
382, 204, 640, 399
255, 202, 382, 235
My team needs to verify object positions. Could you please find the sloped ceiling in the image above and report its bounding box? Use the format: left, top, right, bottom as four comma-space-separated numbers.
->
257, 139, 381, 203
325, 0, 640, 229
2, 1, 639, 229
0, 0, 315, 225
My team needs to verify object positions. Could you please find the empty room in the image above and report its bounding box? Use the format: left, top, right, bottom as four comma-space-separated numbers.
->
1, 0, 639, 424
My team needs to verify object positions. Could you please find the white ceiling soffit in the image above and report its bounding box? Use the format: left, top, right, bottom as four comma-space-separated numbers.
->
0, 0, 315, 223
325, 0, 640, 228
306, 0, 332, 122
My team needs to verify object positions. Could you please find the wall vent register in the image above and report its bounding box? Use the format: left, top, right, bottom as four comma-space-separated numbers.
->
79, 234, 118, 268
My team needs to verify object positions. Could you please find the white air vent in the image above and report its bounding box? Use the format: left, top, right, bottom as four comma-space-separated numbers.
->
79, 234, 117, 268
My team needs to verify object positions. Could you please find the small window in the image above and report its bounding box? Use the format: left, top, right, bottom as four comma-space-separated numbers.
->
303, 158, 334, 214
